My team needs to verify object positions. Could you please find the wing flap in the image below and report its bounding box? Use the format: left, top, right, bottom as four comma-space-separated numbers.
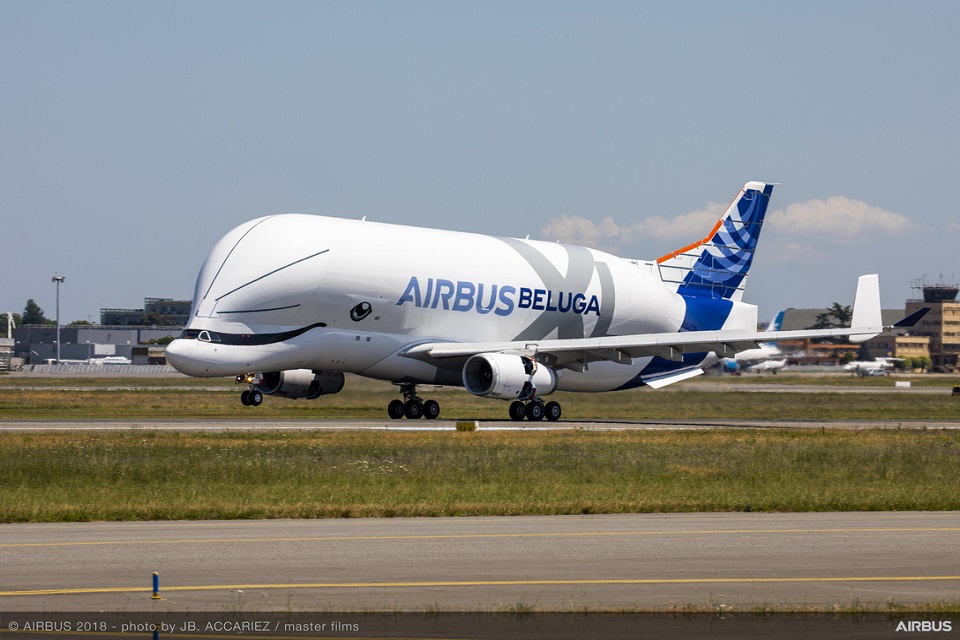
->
644, 367, 705, 389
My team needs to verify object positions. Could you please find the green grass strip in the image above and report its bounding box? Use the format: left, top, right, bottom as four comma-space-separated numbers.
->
2, 430, 959, 523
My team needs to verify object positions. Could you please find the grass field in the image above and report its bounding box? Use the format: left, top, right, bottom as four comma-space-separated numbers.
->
3, 429, 960, 523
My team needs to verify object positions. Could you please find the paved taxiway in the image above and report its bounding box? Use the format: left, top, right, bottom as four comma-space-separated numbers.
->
2, 512, 959, 611
3, 418, 960, 431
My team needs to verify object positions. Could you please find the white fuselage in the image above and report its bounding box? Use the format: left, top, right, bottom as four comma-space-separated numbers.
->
166, 213, 742, 392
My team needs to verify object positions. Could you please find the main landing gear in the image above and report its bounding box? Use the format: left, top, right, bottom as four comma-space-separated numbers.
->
508, 398, 562, 422
388, 383, 441, 420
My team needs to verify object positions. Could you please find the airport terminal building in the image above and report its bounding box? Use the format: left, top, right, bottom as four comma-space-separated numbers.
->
11, 297, 188, 366
905, 284, 960, 371
99, 297, 191, 326
13, 325, 182, 365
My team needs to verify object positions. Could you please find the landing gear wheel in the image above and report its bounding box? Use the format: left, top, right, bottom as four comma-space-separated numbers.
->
404, 400, 423, 420
526, 401, 545, 422
249, 389, 263, 407
423, 399, 441, 420
240, 390, 251, 406
387, 399, 405, 420
508, 401, 526, 421
545, 401, 562, 422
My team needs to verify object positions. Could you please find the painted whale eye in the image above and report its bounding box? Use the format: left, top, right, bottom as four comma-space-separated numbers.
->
350, 302, 372, 322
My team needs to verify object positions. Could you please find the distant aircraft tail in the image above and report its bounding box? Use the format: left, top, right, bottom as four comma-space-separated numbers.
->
759, 309, 786, 348
767, 309, 785, 332
657, 181, 774, 302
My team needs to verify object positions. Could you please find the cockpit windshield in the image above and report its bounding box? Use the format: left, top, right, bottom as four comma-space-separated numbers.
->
175, 322, 327, 346
178, 329, 222, 342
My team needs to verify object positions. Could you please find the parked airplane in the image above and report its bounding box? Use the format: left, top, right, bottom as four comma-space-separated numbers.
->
844, 357, 900, 376
719, 309, 786, 373
744, 358, 789, 374
165, 181, 927, 421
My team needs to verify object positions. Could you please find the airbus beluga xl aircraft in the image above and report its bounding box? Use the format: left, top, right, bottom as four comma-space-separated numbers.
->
165, 181, 926, 421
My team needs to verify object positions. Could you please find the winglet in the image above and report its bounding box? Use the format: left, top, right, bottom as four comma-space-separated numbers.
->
849, 274, 881, 343
893, 307, 930, 328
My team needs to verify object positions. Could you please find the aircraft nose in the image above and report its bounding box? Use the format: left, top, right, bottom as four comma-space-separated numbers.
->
165, 339, 200, 376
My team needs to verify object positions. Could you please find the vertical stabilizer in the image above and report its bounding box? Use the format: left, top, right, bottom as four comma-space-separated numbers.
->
657, 182, 774, 301
767, 309, 785, 332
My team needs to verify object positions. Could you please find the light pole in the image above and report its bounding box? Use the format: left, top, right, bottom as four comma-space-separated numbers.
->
52, 275, 65, 364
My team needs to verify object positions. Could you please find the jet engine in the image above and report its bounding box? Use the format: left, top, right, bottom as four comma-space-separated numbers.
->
256, 369, 345, 399
462, 353, 557, 400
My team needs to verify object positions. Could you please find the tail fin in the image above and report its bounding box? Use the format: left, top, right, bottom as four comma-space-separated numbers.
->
766, 309, 786, 332
759, 309, 786, 349
657, 181, 774, 301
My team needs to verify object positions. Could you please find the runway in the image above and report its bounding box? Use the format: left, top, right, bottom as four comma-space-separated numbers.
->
2, 512, 959, 612
3, 418, 960, 431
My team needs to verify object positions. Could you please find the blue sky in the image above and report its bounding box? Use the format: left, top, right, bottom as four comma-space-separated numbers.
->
2, 1, 958, 324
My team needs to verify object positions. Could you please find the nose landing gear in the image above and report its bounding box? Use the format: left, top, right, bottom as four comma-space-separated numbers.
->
237, 373, 263, 407
388, 383, 441, 420
240, 388, 264, 406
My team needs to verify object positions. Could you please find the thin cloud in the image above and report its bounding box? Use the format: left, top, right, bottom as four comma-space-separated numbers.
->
540, 196, 916, 256
766, 196, 916, 240
540, 203, 723, 253
757, 241, 822, 265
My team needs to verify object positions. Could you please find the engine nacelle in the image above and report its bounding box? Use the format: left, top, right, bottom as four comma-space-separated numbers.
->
462, 353, 557, 400
256, 369, 345, 399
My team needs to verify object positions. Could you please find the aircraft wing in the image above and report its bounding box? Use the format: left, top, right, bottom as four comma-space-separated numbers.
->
402, 276, 930, 370
404, 324, 887, 368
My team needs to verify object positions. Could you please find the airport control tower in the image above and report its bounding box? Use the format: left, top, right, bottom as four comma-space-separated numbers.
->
906, 279, 960, 372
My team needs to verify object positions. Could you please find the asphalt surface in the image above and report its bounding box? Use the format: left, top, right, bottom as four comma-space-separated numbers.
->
3, 418, 960, 432
2, 512, 959, 612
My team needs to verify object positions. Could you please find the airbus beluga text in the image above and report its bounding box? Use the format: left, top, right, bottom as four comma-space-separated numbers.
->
165, 182, 926, 421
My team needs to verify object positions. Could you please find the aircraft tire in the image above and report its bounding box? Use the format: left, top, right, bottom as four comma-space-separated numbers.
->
545, 401, 562, 422
508, 401, 526, 421
404, 400, 423, 420
526, 401, 545, 422
249, 390, 264, 406
387, 399, 405, 420
423, 399, 440, 420
240, 390, 251, 406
